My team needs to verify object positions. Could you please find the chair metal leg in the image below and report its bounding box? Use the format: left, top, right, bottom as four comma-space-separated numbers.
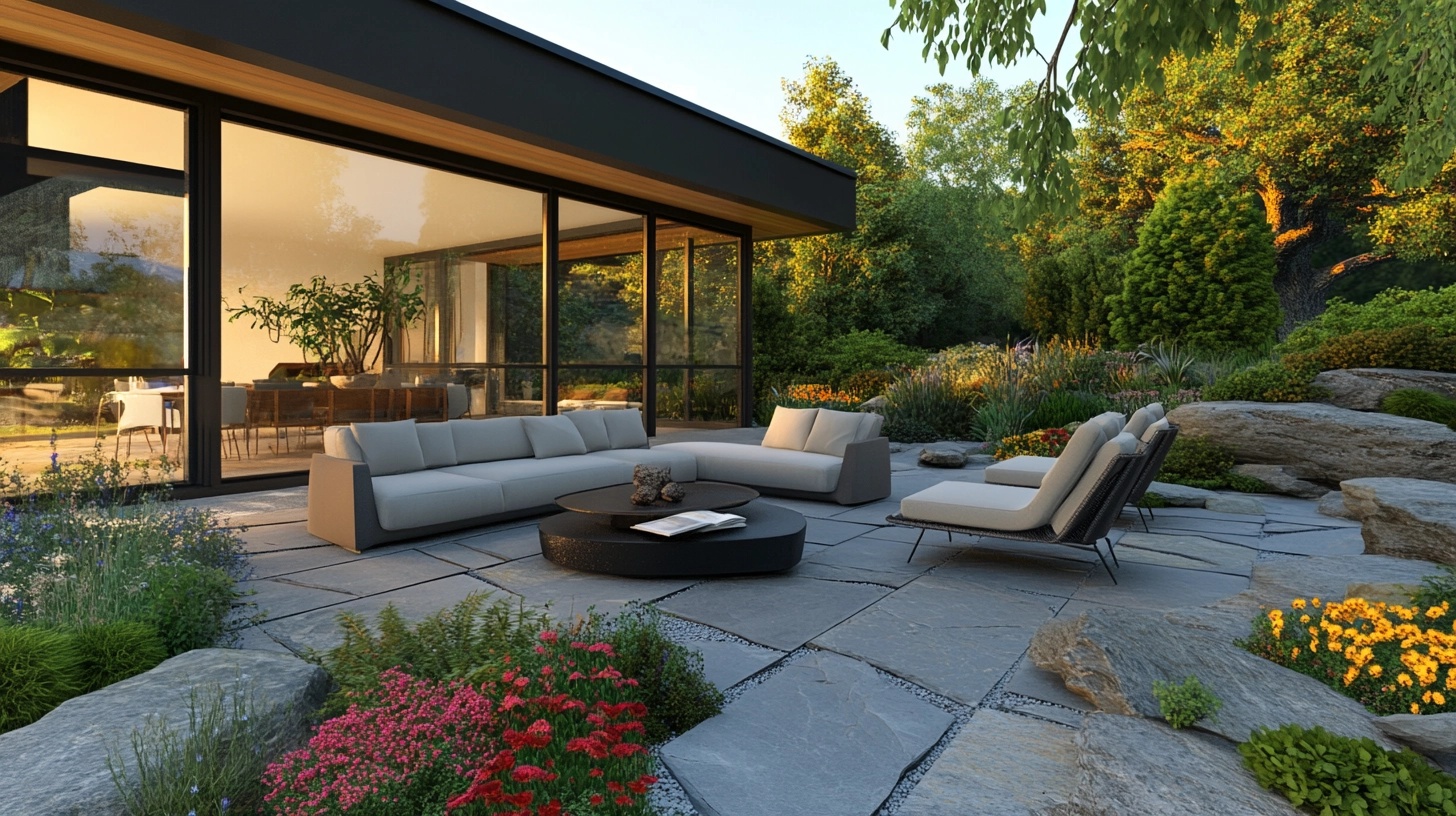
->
906, 528, 927, 564
1135, 506, 1149, 531
1104, 536, 1120, 567
1093, 541, 1118, 584
1147, 506, 1156, 520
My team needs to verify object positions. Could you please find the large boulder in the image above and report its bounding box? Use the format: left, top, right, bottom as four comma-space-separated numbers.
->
1166, 401, 1456, 484
1341, 478, 1456, 566
1230, 464, 1325, 499
1313, 368, 1456, 411
0, 649, 329, 816
1029, 606, 1396, 747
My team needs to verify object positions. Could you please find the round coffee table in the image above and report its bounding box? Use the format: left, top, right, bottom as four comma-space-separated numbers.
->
555, 481, 759, 528
539, 485, 805, 577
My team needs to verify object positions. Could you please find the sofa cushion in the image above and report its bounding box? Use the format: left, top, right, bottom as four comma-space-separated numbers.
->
564, 409, 612, 452
441, 456, 630, 510
803, 409, 865, 457
523, 415, 589, 458
656, 440, 841, 494
371, 470, 505, 531
416, 422, 458, 468
323, 425, 364, 462
585, 448, 698, 482
603, 408, 650, 449
762, 406, 818, 451
899, 481, 1042, 531
855, 412, 885, 442
1050, 431, 1141, 535
983, 456, 1055, 488
451, 417, 532, 463
351, 420, 425, 476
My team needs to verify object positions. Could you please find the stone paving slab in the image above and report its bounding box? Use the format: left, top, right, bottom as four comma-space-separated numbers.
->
1262, 522, 1329, 534
1072, 560, 1249, 612
895, 710, 1079, 816
273, 549, 466, 596
1145, 506, 1270, 524
661, 650, 953, 816
812, 572, 1057, 705
1266, 511, 1360, 528
228, 625, 292, 655
934, 544, 1093, 599
1254, 527, 1365, 556
247, 544, 360, 579
658, 576, 889, 651
805, 517, 879, 545
821, 500, 902, 526
1205, 495, 1267, 516
1113, 533, 1258, 575
794, 535, 956, 588
859, 524, 925, 543
756, 496, 846, 519
474, 555, 698, 618
1004, 657, 1094, 713
258, 573, 497, 654
687, 640, 785, 690
243, 578, 355, 622
237, 521, 331, 553
415, 540, 507, 570
1005, 698, 1085, 728
452, 525, 544, 561
1143, 515, 1265, 536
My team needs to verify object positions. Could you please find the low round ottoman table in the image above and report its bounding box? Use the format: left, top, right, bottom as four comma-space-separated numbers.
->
539, 482, 805, 577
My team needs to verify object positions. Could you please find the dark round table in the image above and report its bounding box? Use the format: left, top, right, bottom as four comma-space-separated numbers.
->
554, 481, 759, 528
539, 492, 805, 578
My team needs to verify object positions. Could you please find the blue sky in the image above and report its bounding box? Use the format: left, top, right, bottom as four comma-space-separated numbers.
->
461, 0, 1069, 145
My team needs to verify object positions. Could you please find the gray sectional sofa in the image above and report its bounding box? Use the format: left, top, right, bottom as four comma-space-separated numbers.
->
307, 407, 889, 552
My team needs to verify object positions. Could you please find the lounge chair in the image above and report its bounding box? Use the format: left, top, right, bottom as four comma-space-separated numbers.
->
887, 423, 1144, 581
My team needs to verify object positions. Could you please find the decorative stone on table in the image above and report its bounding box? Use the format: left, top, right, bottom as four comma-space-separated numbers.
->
631, 464, 683, 505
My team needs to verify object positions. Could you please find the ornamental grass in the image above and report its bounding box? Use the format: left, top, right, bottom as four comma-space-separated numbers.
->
1243, 596, 1456, 716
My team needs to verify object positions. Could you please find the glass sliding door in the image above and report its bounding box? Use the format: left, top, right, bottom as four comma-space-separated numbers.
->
655, 220, 740, 426
0, 72, 189, 480
220, 122, 545, 477
555, 199, 645, 416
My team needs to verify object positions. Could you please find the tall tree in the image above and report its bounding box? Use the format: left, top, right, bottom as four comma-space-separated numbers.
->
780, 58, 905, 181
882, 0, 1456, 212
904, 79, 1026, 192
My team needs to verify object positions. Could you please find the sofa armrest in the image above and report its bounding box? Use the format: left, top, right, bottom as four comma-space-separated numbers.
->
833, 436, 891, 505
307, 453, 382, 552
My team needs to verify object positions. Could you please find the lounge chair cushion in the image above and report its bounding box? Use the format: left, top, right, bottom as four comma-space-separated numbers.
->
564, 409, 612, 451
1141, 417, 1170, 443
351, 419, 425, 476
1049, 431, 1141, 535
416, 422, 458, 468
1087, 410, 1127, 438
1124, 405, 1163, 439
762, 406, 819, 450
523, 415, 590, 458
804, 409, 866, 457
603, 408, 650, 449
983, 455, 1055, 488
899, 481, 1042, 531
451, 417, 533, 463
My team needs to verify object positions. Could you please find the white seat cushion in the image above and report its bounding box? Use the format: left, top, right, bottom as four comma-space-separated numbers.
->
371, 471, 505, 531
450, 417, 533, 463
440, 456, 631, 510
585, 448, 698, 482
899, 481, 1043, 531
351, 419, 425, 476
656, 441, 841, 493
761, 406, 818, 451
983, 456, 1055, 488
803, 409, 864, 457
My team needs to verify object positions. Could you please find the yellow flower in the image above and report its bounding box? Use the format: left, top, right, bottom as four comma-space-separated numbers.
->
1299, 614, 1311, 624
1427, 606, 1447, 620
1434, 691, 1447, 706
1290, 647, 1301, 658
1343, 666, 1360, 686
1312, 597, 1321, 607
1412, 702, 1421, 715
1291, 598, 1306, 610
1398, 672, 1414, 688
1369, 664, 1383, 678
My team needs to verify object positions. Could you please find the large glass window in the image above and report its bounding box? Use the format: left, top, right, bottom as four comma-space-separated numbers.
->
221, 123, 545, 477
0, 73, 187, 479
655, 219, 740, 425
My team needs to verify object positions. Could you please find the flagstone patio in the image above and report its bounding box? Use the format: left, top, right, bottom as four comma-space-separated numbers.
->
195, 430, 1372, 815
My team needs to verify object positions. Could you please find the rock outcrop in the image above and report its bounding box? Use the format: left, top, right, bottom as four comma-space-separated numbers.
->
1341, 478, 1456, 565
1166, 401, 1456, 484
1313, 368, 1456, 411
1231, 464, 1326, 499
0, 649, 329, 816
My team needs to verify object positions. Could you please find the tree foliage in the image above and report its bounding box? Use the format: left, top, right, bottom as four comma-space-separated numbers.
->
1018, 218, 1128, 342
1108, 177, 1280, 351
883, 0, 1456, 213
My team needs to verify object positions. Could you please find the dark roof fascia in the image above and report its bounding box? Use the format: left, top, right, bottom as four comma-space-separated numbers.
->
29, 0, 856, 234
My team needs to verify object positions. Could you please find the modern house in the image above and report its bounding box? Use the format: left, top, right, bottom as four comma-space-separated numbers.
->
0, 0, 854, 493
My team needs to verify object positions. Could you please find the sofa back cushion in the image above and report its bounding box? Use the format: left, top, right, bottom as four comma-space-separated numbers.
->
564, 410, 612, 452
803, 409, 866, 457
416, 422, 459, 468
762, 406, 818, 451
324, 425, 365, 462
523, 414, 589, 458
1050, 431, 1140, 535
351, 419, 426, 476
603, 408, 650, 449
451, 417, 532, 463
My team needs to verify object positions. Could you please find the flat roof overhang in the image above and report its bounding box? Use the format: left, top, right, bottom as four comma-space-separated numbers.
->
0, 0, 856, 240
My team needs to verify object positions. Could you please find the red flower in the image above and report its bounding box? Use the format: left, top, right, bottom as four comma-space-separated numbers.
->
615, 794, 634, 806
539, 630, 559, 643
589, 794, 604, 805
511, 764, 551, 783
589, 768, 604, 778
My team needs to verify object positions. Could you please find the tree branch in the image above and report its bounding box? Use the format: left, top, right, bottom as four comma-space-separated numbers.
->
1318, 251, 1395, 288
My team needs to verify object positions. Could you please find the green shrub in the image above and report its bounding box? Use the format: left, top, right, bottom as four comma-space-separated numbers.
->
594, 602, 724, 743
1382, 388, 1456, 425
883, 416, 940, 443
820, 330, 928, 387
1027, 390, 1112, 430
1286, 325, 1456, 373
1279, 285, 1456, 355
1411, 567, 1456, 611
843, 368, 898, 401
139, 563, 238, 657
1151, 676, 1222, 729
0, 626, 83, 732
1157, 436, 1269, 492
1202, 360, 1325, 403
73, 621, 167, 693
883, 365, 978, 441
1240, 724, 1456, 815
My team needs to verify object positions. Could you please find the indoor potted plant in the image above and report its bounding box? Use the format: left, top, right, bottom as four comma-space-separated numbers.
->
226, 260, 425, 387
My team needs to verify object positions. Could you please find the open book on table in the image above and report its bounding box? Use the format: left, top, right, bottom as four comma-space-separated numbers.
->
631, 510, 746, 537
